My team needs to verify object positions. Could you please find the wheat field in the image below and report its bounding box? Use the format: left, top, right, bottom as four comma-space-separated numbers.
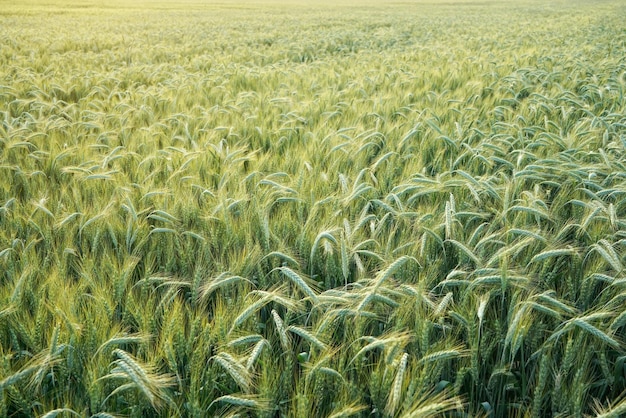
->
1, 0, 626, 416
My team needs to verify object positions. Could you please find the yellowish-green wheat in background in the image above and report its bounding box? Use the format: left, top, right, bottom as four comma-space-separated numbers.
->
1, 0, 626, 416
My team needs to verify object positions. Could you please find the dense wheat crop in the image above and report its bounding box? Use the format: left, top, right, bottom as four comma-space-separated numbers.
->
1, 0, 626, 416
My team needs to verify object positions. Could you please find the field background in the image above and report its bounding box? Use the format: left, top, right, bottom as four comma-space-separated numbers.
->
1, 0, 626, 416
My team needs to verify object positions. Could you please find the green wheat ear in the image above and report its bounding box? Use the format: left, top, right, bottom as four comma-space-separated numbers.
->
39, 409, 83, 418
373, 255, 419, 290
326, 403, 368, 418
385, 352, 409, 416
198, 272, 254, 300
212, 351, 253, 393
273, 266, 319, 303
208, 394, 270, 412
99, 349, 176, 411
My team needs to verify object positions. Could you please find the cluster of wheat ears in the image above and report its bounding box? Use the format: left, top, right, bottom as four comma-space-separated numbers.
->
1, 0, 626, 416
